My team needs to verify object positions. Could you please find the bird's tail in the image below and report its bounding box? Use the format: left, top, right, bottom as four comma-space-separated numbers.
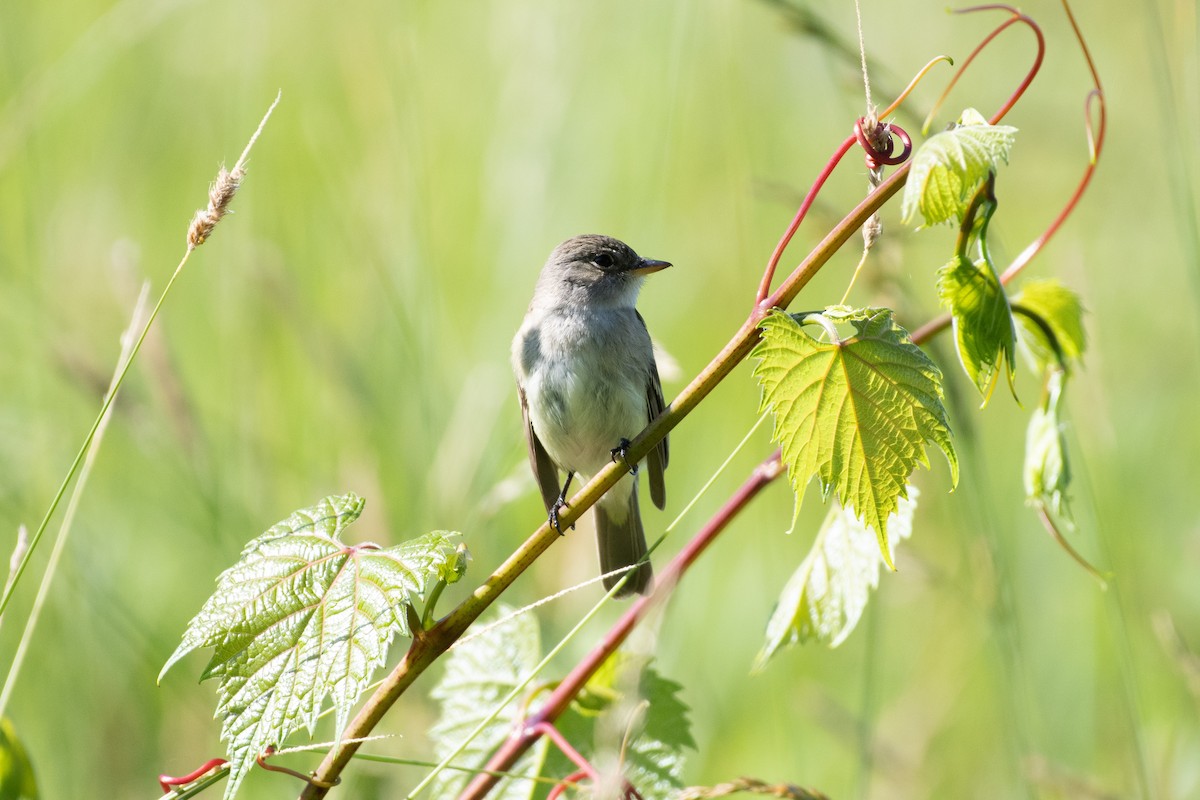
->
595, 480, 654, 597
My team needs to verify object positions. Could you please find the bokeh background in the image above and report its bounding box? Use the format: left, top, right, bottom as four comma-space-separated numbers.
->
1, 1, 1197, 798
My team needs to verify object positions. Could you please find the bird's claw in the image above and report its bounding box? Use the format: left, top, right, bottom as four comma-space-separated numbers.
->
610, 438, 638, 475
549, 497, 574, 535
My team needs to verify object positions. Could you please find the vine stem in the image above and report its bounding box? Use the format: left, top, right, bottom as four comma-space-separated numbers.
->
923, 5, 1044, 132
299, 154, 912, 800
1000, 0, 1105, 284
911, 0, 1099, 343
458, 452, 786, 800
756, 135, 857, 303
755, 50, 945, 306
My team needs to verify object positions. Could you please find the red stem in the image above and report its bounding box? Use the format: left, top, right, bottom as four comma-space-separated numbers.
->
1001, 0, 1105, 283
909, 6, 1109, 343
458, 453, 786, 800
158, 758, 228, 793
928, 6, 1044, 127
546, 770, 588, 800
756, 135, 858, 303
529, 721, 597, 777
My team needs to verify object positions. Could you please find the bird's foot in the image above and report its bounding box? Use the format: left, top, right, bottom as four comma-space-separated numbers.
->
548, 500, 567, 535
610, 438, 638, 475
548, 494, 575, 535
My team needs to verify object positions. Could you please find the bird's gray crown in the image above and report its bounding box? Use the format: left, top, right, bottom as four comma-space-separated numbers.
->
547, 234, 642, 275
532, 234, 668, 311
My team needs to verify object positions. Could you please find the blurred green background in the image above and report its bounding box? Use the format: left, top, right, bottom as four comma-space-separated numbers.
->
1, 0, 1196, 797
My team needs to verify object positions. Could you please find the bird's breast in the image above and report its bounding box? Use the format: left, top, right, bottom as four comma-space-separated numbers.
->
515, 307, 650, 476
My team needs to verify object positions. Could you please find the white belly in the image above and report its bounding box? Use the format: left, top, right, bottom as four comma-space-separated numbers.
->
515, 307, 650, 480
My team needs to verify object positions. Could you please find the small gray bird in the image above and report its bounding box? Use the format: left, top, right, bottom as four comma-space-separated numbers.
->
512, 234, 670, 596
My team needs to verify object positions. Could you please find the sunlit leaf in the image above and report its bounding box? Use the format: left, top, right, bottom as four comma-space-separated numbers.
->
1014, 280, 1087, 374
938, 253, 1018, 403
0, 718, 37, 800
752, 307, 957, 566
572, 653, 623, 718
901, 107, 1017, 227
624, 663, 695, 796
1025, 371, 1073, 523
160, 493, 459, 799
435, 631, 693, 800
756, 488, 918, 665
429, 606, 548, 800
572, 655, 695, 799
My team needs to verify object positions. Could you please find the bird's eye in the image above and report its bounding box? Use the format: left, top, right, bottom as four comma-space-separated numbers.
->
594, 253, 614, 268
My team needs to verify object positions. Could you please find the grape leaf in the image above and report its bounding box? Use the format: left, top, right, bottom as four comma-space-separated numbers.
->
621, 664, 694, 797
429, 606, 549, 800
430, 616, 692, 800
572, 655, 695, 799
1014, 280, 1087, 374
752, 307, 957, 566
938, 253, 1017, 403
160, 493, 459, 799
0, 718, 37, 800
756, 488, 918, 668
901, 107, 1017, 227
1025, 370, 1072, 523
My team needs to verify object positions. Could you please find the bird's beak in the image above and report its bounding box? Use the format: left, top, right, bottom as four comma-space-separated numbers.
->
629, 258, 672, 277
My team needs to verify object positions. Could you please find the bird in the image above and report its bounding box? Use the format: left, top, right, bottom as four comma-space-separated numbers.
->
511, 234, 670, 596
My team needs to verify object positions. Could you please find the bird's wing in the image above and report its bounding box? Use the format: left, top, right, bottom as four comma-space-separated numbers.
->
518, 382, 563, 513
638, 311, 669, 510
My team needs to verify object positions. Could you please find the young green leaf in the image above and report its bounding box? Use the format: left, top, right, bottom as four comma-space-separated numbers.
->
756, 488, 918, 667
623, 663, 695, 796
901, 108, 1017, 227
752, 307, 957, 566
429, 606, 549, 800
0, 718, 37, 800
1014, 279, 1087, 374
938, 253, 1018, 403
160, 493, 459, 800
1025, 370, 1073, 523
546, 655, 693, 800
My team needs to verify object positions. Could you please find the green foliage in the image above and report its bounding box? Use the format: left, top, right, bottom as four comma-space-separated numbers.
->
1025, 370, 1073, 523
757, 488, 919, 667
428, 613, 693, 799
938, 253, 1018, 403
752, 307, 957, 567
160, 494, 459, 800
576, 654, 696, 799
1014, 280, 1087, 373
0, 719, 37, 800
439, 543, 472, 585
1013, 280, 1086, 525
901, 108, 1017, 227
428, 606, 549, 800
